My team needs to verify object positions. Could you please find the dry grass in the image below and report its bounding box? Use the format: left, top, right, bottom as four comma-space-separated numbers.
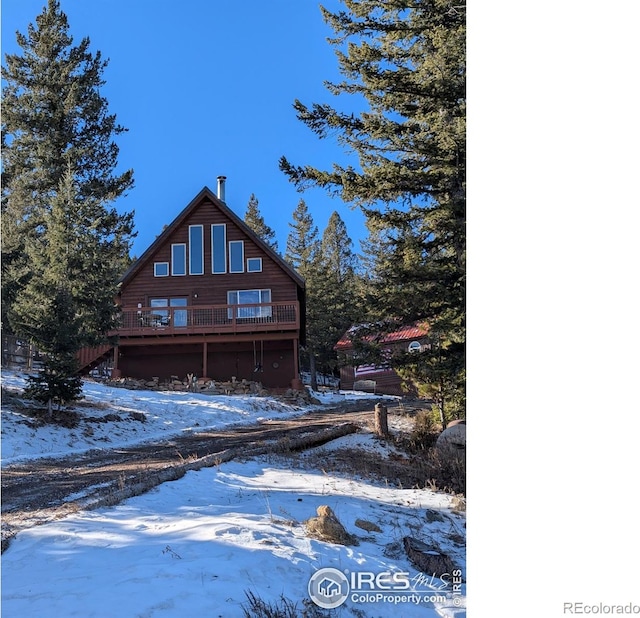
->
276, 442, 465, 496
242, 592, 332, 618
273, 407, 466, 496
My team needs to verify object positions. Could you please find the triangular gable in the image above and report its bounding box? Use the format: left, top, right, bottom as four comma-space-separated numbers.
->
120, 186, 305, 289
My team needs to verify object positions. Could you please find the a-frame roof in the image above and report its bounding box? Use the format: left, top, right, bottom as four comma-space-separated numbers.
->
119, 186, 305, 289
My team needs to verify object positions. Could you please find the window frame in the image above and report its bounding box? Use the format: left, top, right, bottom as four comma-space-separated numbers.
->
171, 243, 187, 276
189, 224, 204, 275
246, 257, 263, 273
154, 262, 169, 277
229, 240, 245, 274
149, 297, 188, 327
227, 288, 272, 319
211, 224, 227, 274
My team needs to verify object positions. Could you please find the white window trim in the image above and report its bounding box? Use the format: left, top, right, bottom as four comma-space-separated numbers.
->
189, 225, 204, 275
211, 224, 227, 274
227, 288, 272, 318
229, 240, 245, 273
171, 243, 187, 276
408, 341, 422, 353
246, 257, 262, 273
154, 262, 169, 277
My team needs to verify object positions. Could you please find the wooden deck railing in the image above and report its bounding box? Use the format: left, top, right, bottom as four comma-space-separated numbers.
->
114, 302, 300, 336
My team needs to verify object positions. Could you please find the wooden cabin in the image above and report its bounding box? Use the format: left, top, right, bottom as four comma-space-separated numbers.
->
79, 180, 305, 389
335, 322, 429, 396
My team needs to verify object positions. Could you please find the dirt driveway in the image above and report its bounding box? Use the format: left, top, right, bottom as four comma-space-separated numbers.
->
1, 399, 399, 551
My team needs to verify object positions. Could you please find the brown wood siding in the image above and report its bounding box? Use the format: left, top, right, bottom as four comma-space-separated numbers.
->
120, 198, 298, 308
338, 337, 430, 396
339, 366, 410, 396
118, 339, 294, 387
110, 191, 303, 389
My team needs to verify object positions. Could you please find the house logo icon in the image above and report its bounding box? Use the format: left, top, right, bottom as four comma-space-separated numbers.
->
308, 567, 349, 609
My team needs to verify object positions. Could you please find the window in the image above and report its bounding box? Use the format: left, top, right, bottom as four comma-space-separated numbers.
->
169, 297, 188, 327
229, 240, 244, 273
247, 257, 262, 273
171, 244, 186, 276
227, 289, 271, 319
149, 298, 169, 326
408, 341, 422, 353
154, 262, 169, 277
189, 225, 204, 275
150, 297, 188, 327
211, 224, 227, 274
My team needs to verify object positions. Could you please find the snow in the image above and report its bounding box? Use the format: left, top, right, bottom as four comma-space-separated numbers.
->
1, 369, 466, 617
0, 371, 377, 466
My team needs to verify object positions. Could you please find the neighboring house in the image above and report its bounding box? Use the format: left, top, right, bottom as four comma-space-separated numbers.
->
335, 322, 429, 396
79, 179, 306, 389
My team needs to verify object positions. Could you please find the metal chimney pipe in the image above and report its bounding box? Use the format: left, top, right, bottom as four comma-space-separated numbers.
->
217, 176, 227, 202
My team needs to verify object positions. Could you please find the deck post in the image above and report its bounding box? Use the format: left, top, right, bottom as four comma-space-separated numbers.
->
202, 341, 208, 378
290, 338, 304, 390
111, 345, 122, 379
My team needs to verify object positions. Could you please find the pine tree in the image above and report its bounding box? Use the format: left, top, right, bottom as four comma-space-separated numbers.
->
2, 0, 135, 409
285, 205, 360, 388
285, 199, 320, 273
314, 212, 360, 376
244, 193, 279, 253
284, 199, 324, 389
280, 0, 466, 417
1, 0, 134, 330
321, 211, 358, 286
10, 167, 134, 412
358, 215, 464, 424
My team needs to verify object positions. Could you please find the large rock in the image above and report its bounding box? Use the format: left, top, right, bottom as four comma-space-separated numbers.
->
436, 423, 466, 453
403, 536, 457, 577
305, 505, 358, 545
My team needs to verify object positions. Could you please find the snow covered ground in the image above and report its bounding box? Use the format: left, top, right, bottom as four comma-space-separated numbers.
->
0, 371, 376, 466
1, 370, 466, 617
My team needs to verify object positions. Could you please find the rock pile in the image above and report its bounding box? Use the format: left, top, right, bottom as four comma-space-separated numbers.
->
105, 376, 268, 396
305, 505, 358, 546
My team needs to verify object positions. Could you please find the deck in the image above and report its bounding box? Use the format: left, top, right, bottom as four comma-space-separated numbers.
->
114, 302, 300, 338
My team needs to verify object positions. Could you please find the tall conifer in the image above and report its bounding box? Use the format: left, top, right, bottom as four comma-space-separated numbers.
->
1, 0, 134, 329
315, 211, 360, 377
284, 199, 320, 273
244, 193, 279, 253
280, 0, 465, 417
2, 0, 135, 408
284, 200, 324, 389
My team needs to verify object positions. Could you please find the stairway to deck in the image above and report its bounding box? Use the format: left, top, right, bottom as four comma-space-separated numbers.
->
76, 345, 113, 374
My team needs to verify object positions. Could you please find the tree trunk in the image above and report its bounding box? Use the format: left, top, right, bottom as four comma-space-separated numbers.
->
438, 377, 446, 431
309, 354, 318, 392
374, 403, 389, 437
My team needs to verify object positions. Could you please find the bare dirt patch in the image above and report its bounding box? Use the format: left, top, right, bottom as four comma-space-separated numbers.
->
0, 399, 387, 550
1, 398, 461, 554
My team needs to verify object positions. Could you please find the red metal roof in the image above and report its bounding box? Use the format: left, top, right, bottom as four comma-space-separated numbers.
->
335, 321, 429, 350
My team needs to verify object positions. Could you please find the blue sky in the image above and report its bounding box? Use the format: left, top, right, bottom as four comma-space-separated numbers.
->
1, 0, 367, 258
